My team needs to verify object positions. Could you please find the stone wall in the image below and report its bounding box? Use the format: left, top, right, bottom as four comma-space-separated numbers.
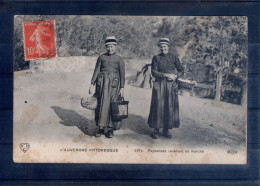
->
29, 56, 150, 74
29, 56, 97, 73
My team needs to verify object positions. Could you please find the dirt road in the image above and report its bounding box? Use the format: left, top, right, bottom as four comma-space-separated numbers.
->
14, 70, 246, 151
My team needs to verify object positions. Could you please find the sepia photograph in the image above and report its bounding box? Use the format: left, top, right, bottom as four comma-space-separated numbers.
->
13, 15, 248, 164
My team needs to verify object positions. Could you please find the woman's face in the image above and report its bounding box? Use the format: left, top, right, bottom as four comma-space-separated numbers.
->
106, 44, 116, 55
159, 44, 169, 55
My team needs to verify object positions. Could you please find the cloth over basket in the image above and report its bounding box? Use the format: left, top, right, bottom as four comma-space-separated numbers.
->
177, 72, 197, 90
81, 95, 97, 110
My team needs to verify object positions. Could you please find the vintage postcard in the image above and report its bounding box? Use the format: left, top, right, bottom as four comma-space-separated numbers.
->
13, 15, 247, 164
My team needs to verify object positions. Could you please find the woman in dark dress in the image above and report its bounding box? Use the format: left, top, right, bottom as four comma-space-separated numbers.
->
148, 38, 184, 139
89, 36, 125, 138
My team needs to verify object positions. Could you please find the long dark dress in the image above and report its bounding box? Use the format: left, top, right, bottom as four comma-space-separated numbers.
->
91, 53, 125, 130
148, 53, 184, 129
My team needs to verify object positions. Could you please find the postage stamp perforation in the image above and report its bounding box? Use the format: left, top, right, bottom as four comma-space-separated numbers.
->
23, 20, 57, 61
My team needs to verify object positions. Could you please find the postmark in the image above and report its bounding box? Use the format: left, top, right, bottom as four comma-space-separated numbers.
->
23, 20, 56, 60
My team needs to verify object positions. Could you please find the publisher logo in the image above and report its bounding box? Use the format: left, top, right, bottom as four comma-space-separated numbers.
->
20, 143, 30, 153
227, 149, 237, 155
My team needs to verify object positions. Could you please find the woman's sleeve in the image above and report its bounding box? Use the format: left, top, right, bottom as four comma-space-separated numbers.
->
175, 56, 184, 77
91, 56, 101, 85
151, 56, 165, 78
119, 57, 125, 88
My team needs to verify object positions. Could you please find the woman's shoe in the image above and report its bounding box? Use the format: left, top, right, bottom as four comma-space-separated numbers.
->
95, 128, 101, 137
106, 130, 114, 138
163, 129, 172, 138
151, 129, 159, 139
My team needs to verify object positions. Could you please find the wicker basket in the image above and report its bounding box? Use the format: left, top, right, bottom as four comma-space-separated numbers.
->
111, 97, 129, 122
177, 72, 197, 90
81, 95, 97, 110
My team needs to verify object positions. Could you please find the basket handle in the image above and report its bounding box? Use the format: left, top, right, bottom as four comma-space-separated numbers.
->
184, 72, 194, 81
80, 98, 86, 108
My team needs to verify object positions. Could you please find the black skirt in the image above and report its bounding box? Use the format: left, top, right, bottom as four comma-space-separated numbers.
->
148, 78, 180, 129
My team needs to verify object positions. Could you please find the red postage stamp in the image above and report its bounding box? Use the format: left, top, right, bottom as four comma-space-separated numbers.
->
23, 20, 56, 60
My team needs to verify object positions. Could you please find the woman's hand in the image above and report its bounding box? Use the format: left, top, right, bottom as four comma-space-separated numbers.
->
89, 84, 95, 94
120, 88, 124, 98
164, 73, 177, 80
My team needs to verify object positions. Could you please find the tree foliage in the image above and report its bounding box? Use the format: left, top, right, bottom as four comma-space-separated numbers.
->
14, 15, 247, 73
156, 16, 248, 73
